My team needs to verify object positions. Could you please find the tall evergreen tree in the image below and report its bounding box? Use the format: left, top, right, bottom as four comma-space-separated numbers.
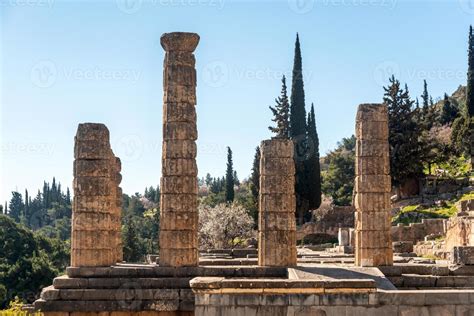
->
384, 76, 423, 191
65, 188, 71, 204
123, 217, 143, 262
225, 147, 235, 202
289, 33, 310, 224
467, 25, 474, 169
24, 189, 29, 224
249, 146, 261, 222
0, 204, 3, 215
269, 75, 290, 138
440, 93, 459, 125
305, 104, 322, 210
8, 191, 24, 222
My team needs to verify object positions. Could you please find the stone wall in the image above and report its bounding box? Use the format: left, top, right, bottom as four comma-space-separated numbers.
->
258, 138, 297, 267
391, 219, 446, 243
159, 32, 200, 267
296, 205, 354, 241
445, 216, 474, 251
71, 123, 122, 267
354, 104, 392, 267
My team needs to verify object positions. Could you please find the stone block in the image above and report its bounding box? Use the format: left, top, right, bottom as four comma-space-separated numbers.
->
160, 176, 198, 194
163, 122, 197, 140
355, 175, 391, 193
164, 65, 197, 87
356, 140, 389, 157
164, 84, 196, 104
259, 212, 296, 231
162, 140, 197, 159
74, 177, 112, 197
162, 158, 197, 176
392, 241, 414, 253
452, 246, 474, 265
259, 193, 296, 213
259, 157, 295, 175
260, 139, 293, 158
354, 193, 391, 212
160, 32, 200, 53
160, 194, 197, 212
159, 230, 198, 248
159, 210, 198, 231
355, 120, 389, 140
355, 155, 390, 176
355, 211, 391, 231
356, 103, 388, 122
159, 248, 199, 267
259, 175, 294, 194
74, 160, 111, 177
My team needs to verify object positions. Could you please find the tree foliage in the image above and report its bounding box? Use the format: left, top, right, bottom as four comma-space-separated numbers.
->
269, 76, 290, 138
225, 147, 235, 202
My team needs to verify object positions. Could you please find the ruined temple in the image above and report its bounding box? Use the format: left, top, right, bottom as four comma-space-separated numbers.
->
34, 32, 474, 316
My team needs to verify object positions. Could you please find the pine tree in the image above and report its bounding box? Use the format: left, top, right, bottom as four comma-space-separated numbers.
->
154, 185, 160, 204
123, 217, 143, 262
289, 33, 310, 224
269, 75, 290, 138
305, 104, 322, 211
384, 76, 423, 190
225, 147, 235, 202
4, 201, 7, 215
65, 188, 71, 204
24, 189, 29, 225
8, 191, 24, 222
0, 204, 3, 215
440, 93, 459, 125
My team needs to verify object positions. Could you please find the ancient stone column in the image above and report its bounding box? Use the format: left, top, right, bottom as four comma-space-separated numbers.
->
258, 138, 297, 267
72, 123, 120, 267
113, 157, 123, 263
159, 32, 199, 267
354, 104, 393, 267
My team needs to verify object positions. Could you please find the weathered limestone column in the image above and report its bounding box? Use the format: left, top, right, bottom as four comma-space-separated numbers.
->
112, 156, 123, 263
72, 123, 119, 267
354, 104, 393, 267
159, 32, 199, 267
258, 138, 297, 267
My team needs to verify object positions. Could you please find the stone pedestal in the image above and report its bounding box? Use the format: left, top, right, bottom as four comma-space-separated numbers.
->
258, 138, 297, 267
72, 123, 122, 267
354, 104, 393, 267
159, 32, 200, 267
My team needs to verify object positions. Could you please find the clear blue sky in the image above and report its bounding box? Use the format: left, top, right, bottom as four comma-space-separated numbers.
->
0, 0, 472, 202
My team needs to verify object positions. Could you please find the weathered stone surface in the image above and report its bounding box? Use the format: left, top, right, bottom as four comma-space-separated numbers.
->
159, 32, 200, 267
72, 123, 122, 267
452, 246, 474, 265
392, 241, 414, 253
354, 104, 393, 267
258, 138, 297, 267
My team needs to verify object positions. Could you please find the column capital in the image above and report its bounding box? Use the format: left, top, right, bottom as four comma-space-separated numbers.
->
160, 32, 200, 52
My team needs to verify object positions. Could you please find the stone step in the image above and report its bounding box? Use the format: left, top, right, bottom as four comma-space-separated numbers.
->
34, 298, 193, 312
388, 274, 474, 288
66, 265, 287, 278
41, 287, 193, 301
53, 276, 192, 289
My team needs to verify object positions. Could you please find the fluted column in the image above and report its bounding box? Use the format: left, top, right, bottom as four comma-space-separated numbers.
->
72, 123, 119, 267
258, 138, 297, 267
354, 104, 393, 267
159, 32, 200, 267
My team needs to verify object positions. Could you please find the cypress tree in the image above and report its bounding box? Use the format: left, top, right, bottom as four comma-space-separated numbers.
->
269, 75, 290, 138
8, 191, 24, 222
249, 146, 261, 222
305, 104, 322, 210
468, 25, 474, 117
24, 189, 29, 224
225, 147, 235, 202
467, 25, 474, 169
289, 33, 310, 224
